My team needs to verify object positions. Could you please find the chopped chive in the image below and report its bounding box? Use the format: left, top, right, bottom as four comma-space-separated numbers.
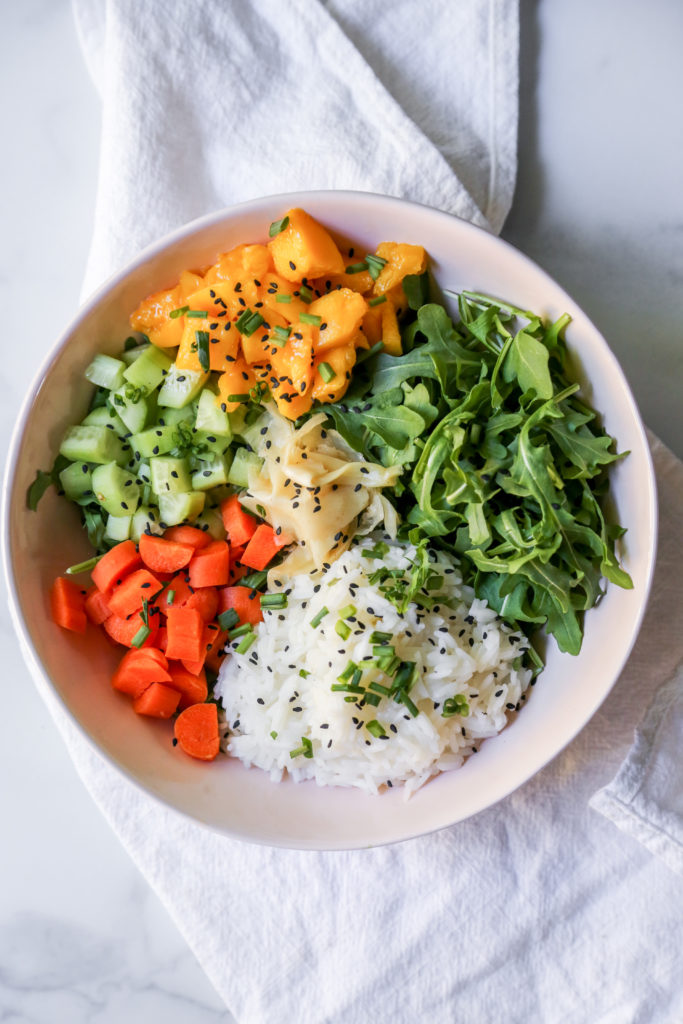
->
337, 661, 357, 683
363, 541, 389, 560
299, 312, 322, 326
350, 668, 363, 688
169, 305, 189, 319
310, 606, 329, 628
186, 309, 208, 319
369, 630, 392, 644
272, 325, 291, 346
226, 393, 250, 403
235, 632, 256, 654
397, 691, 419, 717
235, 308, 263, 335
365, 254, 388, 280
218, 608, 240, 631
268, 215, 290, 237
331, 683, 365, 694
275, 293, 292, 304
299, 668, 311, 679
338, 604, 356, 620
392, 661, 417, 692
239, 570, 268, 590
298, 284, 313, 304
364, 693, 381, 707
195, 330, 210, 372
318, 362, 336, 383
270, 730, 278, 739
230, 622, 254, 639
65, 554, 102, 575
260, 593, 288, 609
366, 719, 387, 738
166, 589, 175, 605
368, 681, 392, 696
373, 644, 395, 658
368, 294, 387, 307
289, 736, 313, 759
335, 620, 351, 641
345, 261, 368, 274
131, 623, 151, 648
442, 695, 470, 718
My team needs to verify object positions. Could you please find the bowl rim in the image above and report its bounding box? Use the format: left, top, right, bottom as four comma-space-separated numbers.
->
1, 188, 659, 848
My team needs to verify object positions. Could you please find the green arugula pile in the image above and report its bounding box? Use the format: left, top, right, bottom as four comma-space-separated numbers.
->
324, 277, 632, 656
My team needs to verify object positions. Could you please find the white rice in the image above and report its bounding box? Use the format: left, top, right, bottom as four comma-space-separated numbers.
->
215, 536, 532, 795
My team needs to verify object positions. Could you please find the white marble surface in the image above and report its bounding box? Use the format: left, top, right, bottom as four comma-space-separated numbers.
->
1, 1, 681, 1021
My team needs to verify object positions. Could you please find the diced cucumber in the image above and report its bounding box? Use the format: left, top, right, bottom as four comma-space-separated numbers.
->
195, 388, 232, 437
227, 447, 264, 488
191, 454, 230, 491
121, 342, 151, 365
59, 461, 94, 502
110, 387, 150, 433
156, 405, 196, 427
123, 345, 174, 393
158, 364, 208, 409
82, 404, 128, 437
149, 455, 192, 494
195, 429, 232, 457
238, 413, 268, 452
59, 424, 127, 466
131, 422, 178, 458
131, 505, 164, 542
193, 509, 226, 540
157, 490, 205, 526
228, 405, 248, 436
105, 513, 132, 542
91, 462, 141, 516
85, 354, 126, 391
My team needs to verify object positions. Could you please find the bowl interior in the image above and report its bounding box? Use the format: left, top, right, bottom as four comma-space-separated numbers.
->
3, 191, 656, 849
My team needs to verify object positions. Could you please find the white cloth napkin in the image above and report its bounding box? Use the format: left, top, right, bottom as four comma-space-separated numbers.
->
45, 1, 682, 1020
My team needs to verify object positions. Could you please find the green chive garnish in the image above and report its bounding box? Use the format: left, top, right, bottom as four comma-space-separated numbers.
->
269, 215, 290, 237
270, 730, 278, 739
364, 693, 381, 708
310, 606, 329, 628
65, 555, 102, 575
235, 632, 256, 654
260, 593, 288, 609
369, 630, 392, 644
169, 305, 189, 319
366, 720, 387, 738
131, 624, 151, 648
331, 682, 365, 695
289, 736, 313, 759
397, 692, 419, 717
335, 620, 351, 641
186, 309, 208, 318
226, 393, 250, 403
368, 681, 392, 696
218, 608, 240, 631
345, 261, 368, 274
339, 604, 356, 620
298, 284, 313, 304
195, 330, 210, 372
299, 312, 322, 326
368, 294, 387, 307
275, 294, 292, 303
299, 668, 311, 679
272, 325, 291, 346
230, 622, 254, 640
442, 695, 470, 718
239, 570, 268, 590
337, 661, 357, 683
365, 254, 388, 280
235, 309, 265, 336
166, 589, 175, 605
318, 362, 336, 383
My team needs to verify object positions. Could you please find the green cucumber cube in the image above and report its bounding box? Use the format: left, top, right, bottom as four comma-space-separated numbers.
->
131, 505, 164, 542
82, 404, 128, 436
156, 405, 196, 427
195, 388, 232, 437
149, 455, 192, 495
191, 455, 230, 491
193, 509, 226, 539
59, 424, 127, 466
110, 387, 150, 433
91, 462, 141, 517
131, 422, 178, 458
85, 354, 126, 391
157, 490, 205, 526
105, 513, 132, 542
121, 342, 151, 365
123, 345, 174, 393
58, 461, 94, 502
227, 447, 263, 488
158, 365, 208, 409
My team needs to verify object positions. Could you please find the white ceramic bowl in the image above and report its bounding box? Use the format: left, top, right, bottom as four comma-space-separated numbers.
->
2, 191, 657, 849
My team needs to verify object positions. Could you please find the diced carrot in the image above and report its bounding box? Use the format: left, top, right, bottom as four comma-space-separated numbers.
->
50, 576, 87, 633
240, 523, 289, 571
228, 544, 248, 584
158, 574, 193, 614
204, 626, 228, 674
163, 525, 212, 551
182, 586, 220, 623
218, 585, 263, 626
157, 626, 168, 652
112, 648, 172, 698
107, 568, 162, 618
91, 540, 142, 593
174, 702, 220, 760
132, 682, 181, 718
188, 540, 230, 588
84, 585, 111, 625
135, 646, 168, 668
102, 611, 159, 648
165, 606, 204, 662
167, 664, 208, 709
139, 533, 194, 574
220, 495, 258, 547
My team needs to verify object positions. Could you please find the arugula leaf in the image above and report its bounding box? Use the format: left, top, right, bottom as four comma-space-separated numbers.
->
26, 454, 70, 511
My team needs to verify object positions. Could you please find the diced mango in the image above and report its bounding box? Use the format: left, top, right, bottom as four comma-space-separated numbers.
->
268, 209, 345, 282
176, 316, 240, 373
311, 345, 356, 403
309, 267, 374, 296
178, 270, 205, 298
372, 242, 427, 298
308, 288, 368, 353
130, 286, 184, 348
258, 273, 309, 324
270, 323, 315, 410
216, 357, 257, 412
379, 300, 402, 356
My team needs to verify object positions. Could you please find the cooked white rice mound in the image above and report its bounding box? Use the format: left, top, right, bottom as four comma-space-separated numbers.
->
215, 537, 532, 795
